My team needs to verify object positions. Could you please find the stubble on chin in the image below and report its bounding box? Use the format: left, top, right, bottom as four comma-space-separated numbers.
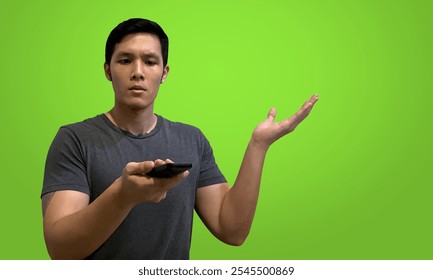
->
121, 98, 155, 113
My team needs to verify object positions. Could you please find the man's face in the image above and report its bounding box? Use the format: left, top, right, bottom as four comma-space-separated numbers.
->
104, 33, 169, 112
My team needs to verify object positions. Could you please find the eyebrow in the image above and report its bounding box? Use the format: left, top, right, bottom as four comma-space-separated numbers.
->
115, 51, 160, 59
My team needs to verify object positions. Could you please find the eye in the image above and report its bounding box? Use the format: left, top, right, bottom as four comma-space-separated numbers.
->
118, 59, 131, 64
146, 60, 157, 66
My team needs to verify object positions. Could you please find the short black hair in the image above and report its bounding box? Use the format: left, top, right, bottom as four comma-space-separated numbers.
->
105, 18, 169, 67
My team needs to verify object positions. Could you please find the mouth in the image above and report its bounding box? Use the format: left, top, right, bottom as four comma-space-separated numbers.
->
129, 85, 146, 91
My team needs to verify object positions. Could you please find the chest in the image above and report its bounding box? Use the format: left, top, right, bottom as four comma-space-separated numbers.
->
81, 133, 201, 203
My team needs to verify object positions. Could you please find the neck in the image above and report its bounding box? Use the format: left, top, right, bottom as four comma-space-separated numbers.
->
105, 106, 157, 136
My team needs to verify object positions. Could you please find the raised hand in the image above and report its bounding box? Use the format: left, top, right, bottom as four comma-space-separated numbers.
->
252, 94, 319, 150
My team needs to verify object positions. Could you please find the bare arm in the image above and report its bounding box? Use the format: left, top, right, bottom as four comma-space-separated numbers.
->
196, 94, 319, 245
42, 159, 188, 259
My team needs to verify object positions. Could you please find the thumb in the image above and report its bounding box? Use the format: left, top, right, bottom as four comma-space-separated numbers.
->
266, 108, 277, 122
140, 161, 156, 173
124, 161, 155, 175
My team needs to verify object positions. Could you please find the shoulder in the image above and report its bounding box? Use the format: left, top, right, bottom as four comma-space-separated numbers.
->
159, 116, 204, 137
159, 116, 215, 154
47, 115, 109, 152
61, 115, 104, 133
56, 115, 106, 140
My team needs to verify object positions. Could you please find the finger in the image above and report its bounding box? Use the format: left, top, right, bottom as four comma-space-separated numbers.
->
266, 108, 277, 122
155, 170, 190, 191
297, 94, 319, 117
157, 192, 167, 202
154, 159, 165, 166
309, 93, 319, 104
124, 161, 155, 175
280, 94, 319, 132
140, 161, 155, 173
165, 159, 174, 164
300, 94, 319, 115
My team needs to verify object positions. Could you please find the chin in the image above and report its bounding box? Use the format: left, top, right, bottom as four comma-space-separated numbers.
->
125, 100, 154, 112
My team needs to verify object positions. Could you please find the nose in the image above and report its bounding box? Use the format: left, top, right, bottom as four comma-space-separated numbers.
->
131, 62, 145, 81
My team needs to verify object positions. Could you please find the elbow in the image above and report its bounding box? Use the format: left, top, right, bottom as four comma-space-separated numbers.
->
220, 230, 250, 246
44, 229, 64, 259
45, 241, 65, 260
45, 242, 86, 260
47, 249, 66, 260
44, 229, 65, 259
45, 235, 89, 260
227, 238, 246, 247
45, 240, 73, 260
44, 230, 87, 260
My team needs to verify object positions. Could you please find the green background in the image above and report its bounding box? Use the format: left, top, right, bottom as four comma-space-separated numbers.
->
1, 0, 432, 259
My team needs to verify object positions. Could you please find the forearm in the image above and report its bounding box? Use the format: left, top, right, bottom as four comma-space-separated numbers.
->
201, 95, 318, 246
219, 138, 268, 245
44, 179, 134, 259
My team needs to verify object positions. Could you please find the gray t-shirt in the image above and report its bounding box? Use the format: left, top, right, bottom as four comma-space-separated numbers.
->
42, 114, 226, 259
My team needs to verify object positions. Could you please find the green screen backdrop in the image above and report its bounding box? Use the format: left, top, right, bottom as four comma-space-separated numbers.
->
1, 0, 432, 259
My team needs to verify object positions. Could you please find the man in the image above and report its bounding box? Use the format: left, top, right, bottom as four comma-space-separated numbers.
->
41, 18, 318, 259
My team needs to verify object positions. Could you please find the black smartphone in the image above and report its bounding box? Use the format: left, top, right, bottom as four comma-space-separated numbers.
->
146, 163, 192, 178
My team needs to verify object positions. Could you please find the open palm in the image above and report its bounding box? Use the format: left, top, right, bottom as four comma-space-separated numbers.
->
252, 94, 319, 149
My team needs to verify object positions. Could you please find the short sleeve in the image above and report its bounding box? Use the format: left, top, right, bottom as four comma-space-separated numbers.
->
41, 127, 90, 197
197, 131, 227, 188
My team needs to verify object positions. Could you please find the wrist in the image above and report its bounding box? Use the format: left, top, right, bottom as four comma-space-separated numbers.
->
111, 178, 137, 210
249, 137, 270, 154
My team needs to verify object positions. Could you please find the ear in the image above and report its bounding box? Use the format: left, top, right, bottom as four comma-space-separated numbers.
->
160, 65, 170, 83
104, 63, 112, 81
